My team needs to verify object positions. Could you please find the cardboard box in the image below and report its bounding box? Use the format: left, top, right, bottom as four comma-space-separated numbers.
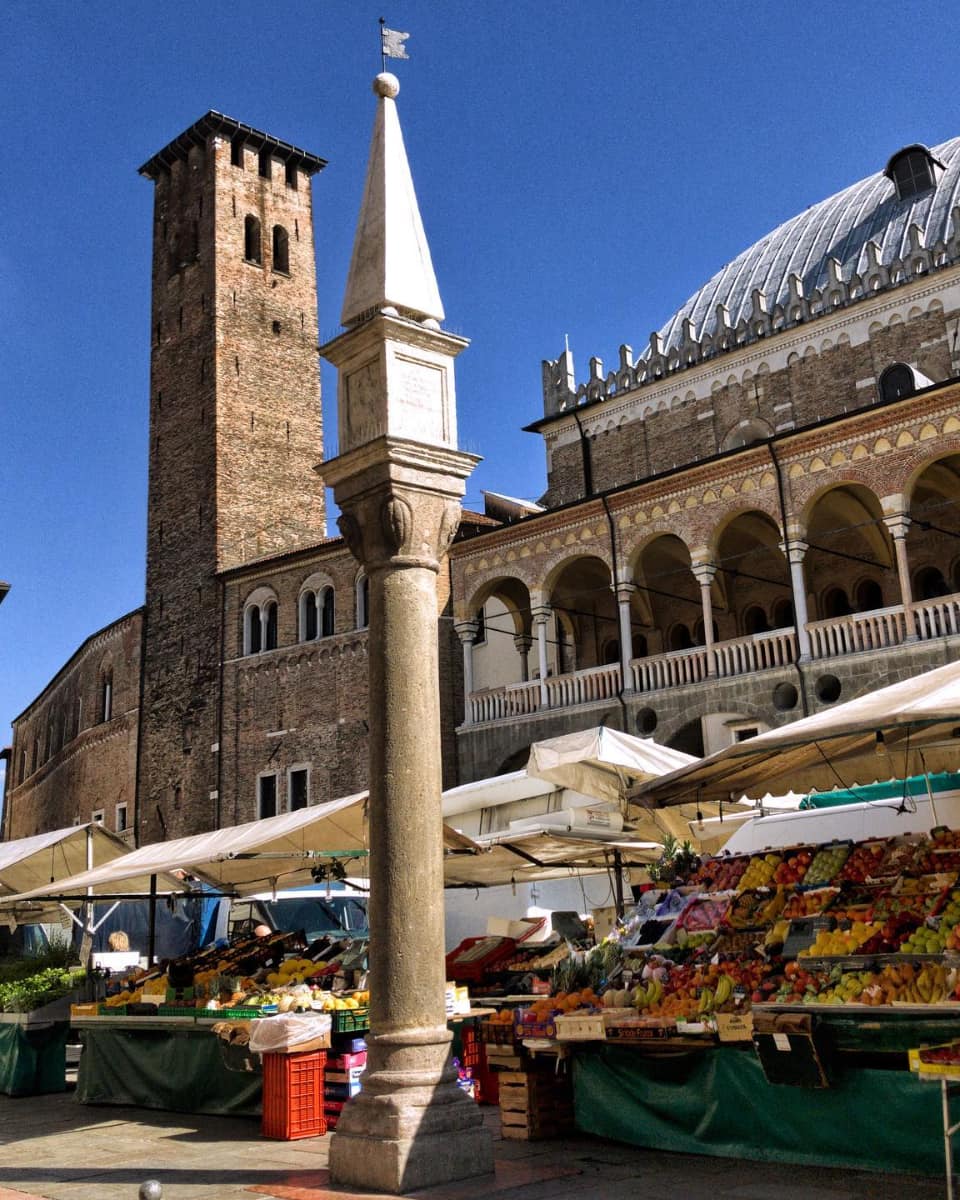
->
716, 1012, 754, 1043
554, 1012, 605, 1041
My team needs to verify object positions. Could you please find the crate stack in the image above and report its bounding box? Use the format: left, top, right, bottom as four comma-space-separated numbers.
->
497, 1067, 574, 1141
324, 1005, 369, 1131
459, 1022, 498, 1105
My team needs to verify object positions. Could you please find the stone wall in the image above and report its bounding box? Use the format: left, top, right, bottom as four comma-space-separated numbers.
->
6, 612, 142, 839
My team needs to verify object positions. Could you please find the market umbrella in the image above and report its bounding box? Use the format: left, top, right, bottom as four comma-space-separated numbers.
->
630, 658, 960, 810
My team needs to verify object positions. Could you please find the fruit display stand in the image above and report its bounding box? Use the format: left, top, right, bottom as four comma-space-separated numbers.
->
909, 1040, 960, 1198
475, 826, 960, 1173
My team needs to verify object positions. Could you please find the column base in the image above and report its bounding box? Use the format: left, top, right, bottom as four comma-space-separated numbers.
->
328, 1082, 493, 1193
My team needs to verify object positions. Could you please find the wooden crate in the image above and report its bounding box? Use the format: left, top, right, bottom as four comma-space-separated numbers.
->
498, 1069, 573, 1141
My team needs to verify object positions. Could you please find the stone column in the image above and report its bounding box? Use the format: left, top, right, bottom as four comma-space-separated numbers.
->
690, 557, 718, 676
531, 604, 552, 708
780, 538, 813, 660
455, 620, 479, 724
513, 633, 533, 682
884, 512, 917, 639
324, 443, 490, 1191
615, 582, 636, 691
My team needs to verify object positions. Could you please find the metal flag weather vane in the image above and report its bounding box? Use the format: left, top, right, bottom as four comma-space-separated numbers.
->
379, 17, 410, 69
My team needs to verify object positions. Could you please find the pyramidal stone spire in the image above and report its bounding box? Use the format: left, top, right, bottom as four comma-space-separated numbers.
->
340, 73, 444, 327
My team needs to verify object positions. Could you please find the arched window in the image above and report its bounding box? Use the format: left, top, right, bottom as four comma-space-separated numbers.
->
300, 591, 318, 642
772, 597, 795, 629
879, 363, 916, 402
823, 587, 852, 618
743, 605, 770, 635
602, 639, 620, 666
885, 145, 939, 201
321, 587, 335, 637
669, 623, 693, 651
854, 578, 884, 612
915, 566, 950, 601
265, 601, 278, 651
244, 215, 262, 264
272, 225, 289, 274
356, 574, 369, 629
244, 604, 262, 655
631, 632, 648, 659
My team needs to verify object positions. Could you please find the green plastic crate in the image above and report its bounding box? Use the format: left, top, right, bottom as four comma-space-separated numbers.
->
157, 1005, 200, 1018
332, 1006, 369, 1033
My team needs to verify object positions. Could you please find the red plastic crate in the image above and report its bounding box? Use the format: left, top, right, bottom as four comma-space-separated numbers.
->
261, 1051, 327, 1140
445, 936, 517, 982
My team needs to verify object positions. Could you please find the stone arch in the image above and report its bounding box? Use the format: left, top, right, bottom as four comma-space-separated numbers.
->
802, 482, 895, 620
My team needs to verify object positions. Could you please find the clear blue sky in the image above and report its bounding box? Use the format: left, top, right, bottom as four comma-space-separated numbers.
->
3, 0, 960, 784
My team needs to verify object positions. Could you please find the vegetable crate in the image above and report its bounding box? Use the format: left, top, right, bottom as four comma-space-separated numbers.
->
262, 1050, 327, 1140
497, 1069, 573, 1141
331, 1007, 369, 1034
479, 1019, 518, 1046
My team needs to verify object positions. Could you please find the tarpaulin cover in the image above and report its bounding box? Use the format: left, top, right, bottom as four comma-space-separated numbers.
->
801, 770, 960, 808
0, 1023, 67, 1096
573, 1045, 941, 1175
77, 1026, 261, 1116
526, 727, 696, 804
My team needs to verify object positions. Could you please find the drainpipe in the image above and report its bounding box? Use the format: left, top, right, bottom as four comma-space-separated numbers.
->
767, 441, 810, 717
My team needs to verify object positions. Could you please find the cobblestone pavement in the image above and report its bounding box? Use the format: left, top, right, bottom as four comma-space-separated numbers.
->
0, 1087, 948, 1200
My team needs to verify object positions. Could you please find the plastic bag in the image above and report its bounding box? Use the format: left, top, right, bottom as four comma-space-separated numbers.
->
248, 1013, 331, 1054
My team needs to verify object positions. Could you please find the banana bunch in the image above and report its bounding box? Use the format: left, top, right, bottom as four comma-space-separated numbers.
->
631, 978, 664, 1010
714, 974, 734, 1008
915, 963, 949, 1004
698, 986, 716, 1014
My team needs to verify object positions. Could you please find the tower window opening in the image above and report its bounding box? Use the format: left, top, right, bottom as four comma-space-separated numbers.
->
272, 320, 282, 335
258, 149, 272, 179
285, 160, 298, 189
272, 225, 289, 274
321, 587, 335, 637
356, 575, 370, 629
879, 362, 916, 402
301, 591, 318, 641
231, 137, 244, 167
100, 671, 113, 723
244, 214, 262, 264
265, 601, 278, 650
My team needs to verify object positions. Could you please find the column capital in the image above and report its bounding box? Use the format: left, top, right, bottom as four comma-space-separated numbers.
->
779, 538, 809, 566
454, 620, 479, 646
883, 512, 912, 540
325, 439, 479, 574
531, 604, 553, 627
690, 560, 718, 585
615, 581, 637, 603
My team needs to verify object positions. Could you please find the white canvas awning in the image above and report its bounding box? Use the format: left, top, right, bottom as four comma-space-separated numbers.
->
0, 823, 135, 922
442, 827, 662, 889
525, 727, 697, 805
631, 659, 960, 809
1, 794, 371, 907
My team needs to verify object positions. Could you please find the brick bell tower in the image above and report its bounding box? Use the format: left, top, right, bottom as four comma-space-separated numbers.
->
136, 113, 327, 843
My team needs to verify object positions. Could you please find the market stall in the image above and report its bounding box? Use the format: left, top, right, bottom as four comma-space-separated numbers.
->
449, 812, 960, 1175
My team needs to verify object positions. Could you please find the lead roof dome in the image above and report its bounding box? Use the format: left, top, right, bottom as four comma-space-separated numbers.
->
655, 138, 960, 358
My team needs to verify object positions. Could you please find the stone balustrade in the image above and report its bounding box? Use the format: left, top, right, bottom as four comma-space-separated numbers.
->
462, 593, 960, 727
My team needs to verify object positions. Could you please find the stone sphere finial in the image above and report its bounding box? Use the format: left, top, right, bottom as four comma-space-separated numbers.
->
374, 72, 400, 99
139, 1182, 163, 1200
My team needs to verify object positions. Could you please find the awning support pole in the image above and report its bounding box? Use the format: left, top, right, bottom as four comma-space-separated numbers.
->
148, 874, 157, 966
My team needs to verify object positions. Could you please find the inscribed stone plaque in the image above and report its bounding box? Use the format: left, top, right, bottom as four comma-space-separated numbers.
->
343, 357, 384, 450
393, 353, 448, 445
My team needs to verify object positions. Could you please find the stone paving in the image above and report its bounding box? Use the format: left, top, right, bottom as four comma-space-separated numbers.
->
0, 1084, 949, 1200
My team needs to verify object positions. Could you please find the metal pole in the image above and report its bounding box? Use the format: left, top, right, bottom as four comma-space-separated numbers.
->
613, 848, 625, 921
147, 874, 157, 966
